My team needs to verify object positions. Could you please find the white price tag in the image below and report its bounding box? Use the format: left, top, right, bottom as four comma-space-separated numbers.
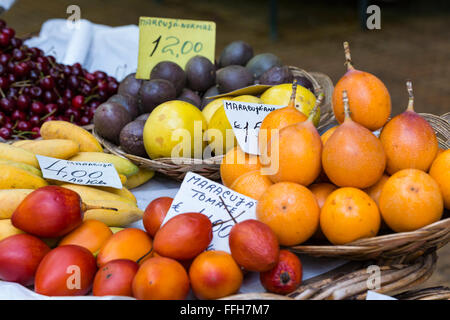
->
222, 100, 282, 155
37, 155, 123, 189
161, 172, 257, 253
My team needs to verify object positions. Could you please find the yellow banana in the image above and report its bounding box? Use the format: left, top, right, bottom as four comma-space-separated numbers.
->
0, 143, 39, 168
95, 186, 137, 204
119, 174, 127, 185
61, 184, 136, 205
125, 168, 155, 189
0, 159, 42, 177
20, 139, 80, 159
0, 189, 34, 219
0, 164, 48, 189
40, 120, 103, 152
69, 152, 139, 177
0, 219, 25, 241
83, 200, 143, 227
11, 140, 33, 147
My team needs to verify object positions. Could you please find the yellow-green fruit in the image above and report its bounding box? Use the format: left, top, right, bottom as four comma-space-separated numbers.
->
0, 143, 39, 168
0, 219, 25, 241
0, 164, 48, 189
124, 168, 155, 189
20, 139, 80, 159
11, 140, 33, 147
0, 189, 34, 219
0, 159, 42, 177
202, 97, 232, 125
40, 120, 103, 152
207, 106, 237, 155
143, 100, 207, 159
232, 95, 262, 104
69, 152, 139, 177
261, 83, 320, 126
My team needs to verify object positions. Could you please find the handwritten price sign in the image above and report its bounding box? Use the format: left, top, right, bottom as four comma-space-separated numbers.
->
36, 155, 123, 189
161, 172, 257, 253
222, 100, 283, 155
136, 17, 216, 79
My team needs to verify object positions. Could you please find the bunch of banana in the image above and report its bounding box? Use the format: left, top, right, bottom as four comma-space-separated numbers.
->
0, 121, 156, 234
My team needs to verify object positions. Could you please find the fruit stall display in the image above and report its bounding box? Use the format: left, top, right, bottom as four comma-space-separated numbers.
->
91, 40, 334, 180
0, 20, 119, 141
0, 23, 449, 300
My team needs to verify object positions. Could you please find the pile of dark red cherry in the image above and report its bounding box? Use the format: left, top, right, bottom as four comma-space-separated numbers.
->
0, 20, 118, 140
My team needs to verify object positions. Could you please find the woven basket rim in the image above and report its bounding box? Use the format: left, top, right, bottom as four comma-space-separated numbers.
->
221, 251, 438, 300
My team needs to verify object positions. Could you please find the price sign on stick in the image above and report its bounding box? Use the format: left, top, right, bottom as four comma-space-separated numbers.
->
37, 155, 123, 189
136, 17, 216, 79
161, 172, 257, 253
222, 99, 283, 155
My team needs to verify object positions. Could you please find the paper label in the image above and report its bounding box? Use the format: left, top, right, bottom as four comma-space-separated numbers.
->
222, 99, 283, 155
161, 172, 257, 253
136, 17, 216, 79
37, 155, 122, 189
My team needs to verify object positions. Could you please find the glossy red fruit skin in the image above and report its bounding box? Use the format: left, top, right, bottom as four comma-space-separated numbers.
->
92, 259, 139, 297
260, 250, 303, 295
11, 186, 84, 238
0, 234, 50, 286
34, 245, 97, 296
229, 219, 279, 272
153, 212, 212, 261
142, 197, 173, 237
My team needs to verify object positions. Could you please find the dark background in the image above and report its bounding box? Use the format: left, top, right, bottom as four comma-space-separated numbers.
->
1, 0, 449, 289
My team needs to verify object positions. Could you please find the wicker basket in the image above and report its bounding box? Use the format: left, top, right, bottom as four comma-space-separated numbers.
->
94, 67, 335, 181
222, 251, 438, 300
287, 112, 450, 262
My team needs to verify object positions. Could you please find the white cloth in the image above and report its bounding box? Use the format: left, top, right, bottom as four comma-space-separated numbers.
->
24, 19, 139, 81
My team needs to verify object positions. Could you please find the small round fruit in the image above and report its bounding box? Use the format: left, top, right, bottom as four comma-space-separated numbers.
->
220, 146, 261, 188
379, 169, 443, 232
58, 220, 112, 254
153, 212, 212, 261
260, 83, 319, 126
207, 105, 237, 155
143, 197, 173, 237
229, 219, 279, 272
256, 182, 320, 246
379, 81, 438, 174
260, 250, 302, 295
96, 228, 153, 267
230, 170, 273, 200
0, 234, 50, 286
189, 250, 243, 300
34, 245, 97, 296
93, 259, 139, 297
320, 126, 337, 146
363, 174, 390, 208
143, 100, 207, 159
132, 256, 190, 300
332, 42, 391, 131
429, 150, 450, 209
202, 97, 231, 125
320, 188, 380, 245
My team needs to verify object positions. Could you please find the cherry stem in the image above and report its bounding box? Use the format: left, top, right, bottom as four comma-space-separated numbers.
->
40, 108, 57, 121
84, 94, 99, 104
287, 79, 298, 108
406, 80, 414, 111
343, 41, 354, 70
342, 90, 352, 120
0, 87, 5, 99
